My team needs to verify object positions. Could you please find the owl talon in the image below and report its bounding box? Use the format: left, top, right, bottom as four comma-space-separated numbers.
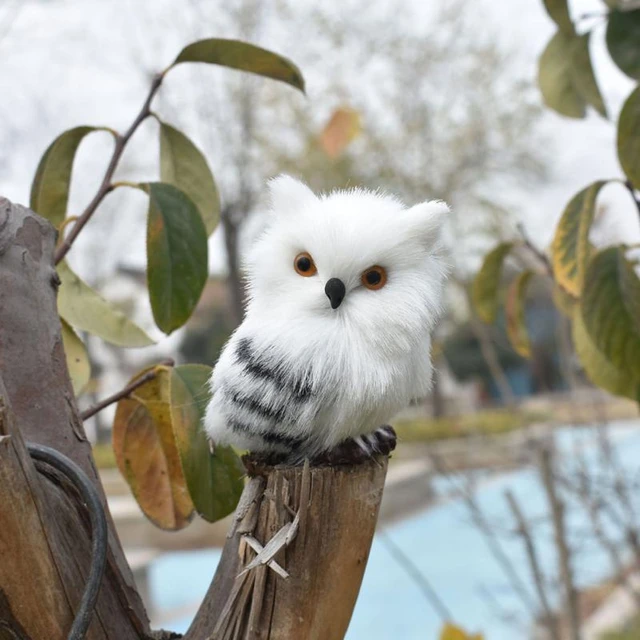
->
310, 425, 396, 466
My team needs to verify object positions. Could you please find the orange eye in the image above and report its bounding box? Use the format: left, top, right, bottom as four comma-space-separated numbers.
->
294, 252, 317, 277
361, 266, 387, 290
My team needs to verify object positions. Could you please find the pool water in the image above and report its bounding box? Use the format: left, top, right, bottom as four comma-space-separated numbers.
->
148, 421, 640, 638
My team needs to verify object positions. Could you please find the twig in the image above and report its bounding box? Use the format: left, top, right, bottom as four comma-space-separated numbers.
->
80, 358, 174, 420
377, 529, 453, 623
517, 223, 552, 276
505, 490, 560, 640
427, 451, 537, 615
54, 72, 166, 264
576, 11, 608, 23
476, 584, 522, 629
539, 447, 581, 640
571, 450, 640, 609
624, 180, 640, 223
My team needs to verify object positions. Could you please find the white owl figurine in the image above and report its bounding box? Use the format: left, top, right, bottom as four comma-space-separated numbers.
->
204, 175, 448, 464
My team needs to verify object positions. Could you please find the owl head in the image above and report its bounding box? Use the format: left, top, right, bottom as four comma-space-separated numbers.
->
244, 175, 448, 356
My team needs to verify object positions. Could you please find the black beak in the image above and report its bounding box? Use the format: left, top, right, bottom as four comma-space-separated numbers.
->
325, 278, 346, 309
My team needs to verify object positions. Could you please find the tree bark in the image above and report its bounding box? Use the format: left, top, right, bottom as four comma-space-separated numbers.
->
0, 198, 149, 639
430, 365, 445, 418
0, 391, 75, 640
469, 318, 516, 407
186, 458, 388, 640
222, 208, 245, 327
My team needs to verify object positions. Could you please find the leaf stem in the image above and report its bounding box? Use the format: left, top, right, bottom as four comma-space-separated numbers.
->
624, 180, 640, 221
517, 223, 553, 276
56, 215, 79, 251
54, 72, 166, 264
80, 357, 174, 420
576, 11, 608, 22
111, 180, 141, 190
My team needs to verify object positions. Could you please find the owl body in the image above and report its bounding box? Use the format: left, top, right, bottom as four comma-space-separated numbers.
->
204, 176, 448, 462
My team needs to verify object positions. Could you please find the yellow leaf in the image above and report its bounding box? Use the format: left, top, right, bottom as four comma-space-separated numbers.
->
551, 181, 607, 297
113, 366, 195, 530
439, 622, 484, 640
60, 318, 90, 396
319, 107, 361, 158
472, 242, 514, 323
505, 271, 534, 358
57, 261, 154, 348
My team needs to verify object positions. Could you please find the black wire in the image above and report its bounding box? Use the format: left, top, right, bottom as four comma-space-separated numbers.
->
27, 442, 108, 640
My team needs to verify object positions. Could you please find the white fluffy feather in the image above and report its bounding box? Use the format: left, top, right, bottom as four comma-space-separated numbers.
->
204, 175, 449, 461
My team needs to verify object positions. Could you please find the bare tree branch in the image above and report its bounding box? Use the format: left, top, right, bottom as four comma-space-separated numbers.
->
540, 447, 581, 640
505, 490, 560, 640
80, 358, 174, 421
54, 72, 165, 264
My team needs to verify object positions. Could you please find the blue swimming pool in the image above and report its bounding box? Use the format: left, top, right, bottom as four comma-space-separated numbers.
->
148, 420, 640, 638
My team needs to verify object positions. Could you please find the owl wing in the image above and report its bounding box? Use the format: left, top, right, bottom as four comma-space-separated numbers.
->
204, 331, 319, 456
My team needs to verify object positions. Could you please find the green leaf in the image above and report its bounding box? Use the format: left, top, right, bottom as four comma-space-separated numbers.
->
159, 122, 220, 235
571, 33, 607, 118
606, 9, 640, 80
538, 32, 586, 118
57, 261, 154, 348
572, 305, 640, 400
506, 271, 534, 358
551, 181, 608, 297
618, 86, 640, 186
113, 366, 195, 531
582, 246, 640, 380
30, 126, 105, 227
472, 242, 515, 323
143, 182, 208, 334
170, 365, 244, 523
171, 38, 305, 93
60, 319, 90, 396
543, 0, 575, 35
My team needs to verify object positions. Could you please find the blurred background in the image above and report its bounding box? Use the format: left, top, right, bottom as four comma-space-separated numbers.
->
3, 0, 640, 638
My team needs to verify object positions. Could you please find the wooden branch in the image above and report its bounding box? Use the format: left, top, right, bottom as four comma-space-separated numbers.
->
539, 447, 581, 640
505, 490, 560, 640
185, 456, 389, 640
516, 223, 552, 276
81, 358, 174, 420
0, 198, 149, 639
624, 180, 640, 222
54, 72, 164, 264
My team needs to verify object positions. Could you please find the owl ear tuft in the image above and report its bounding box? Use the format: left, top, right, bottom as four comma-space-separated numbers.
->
405, 200, 449, 247
267, 174, 316, 217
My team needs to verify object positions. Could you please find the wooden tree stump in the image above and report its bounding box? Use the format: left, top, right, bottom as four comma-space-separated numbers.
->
0, 198, 149, 639
186, 457, 388, 640
0, 390, 76, 640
